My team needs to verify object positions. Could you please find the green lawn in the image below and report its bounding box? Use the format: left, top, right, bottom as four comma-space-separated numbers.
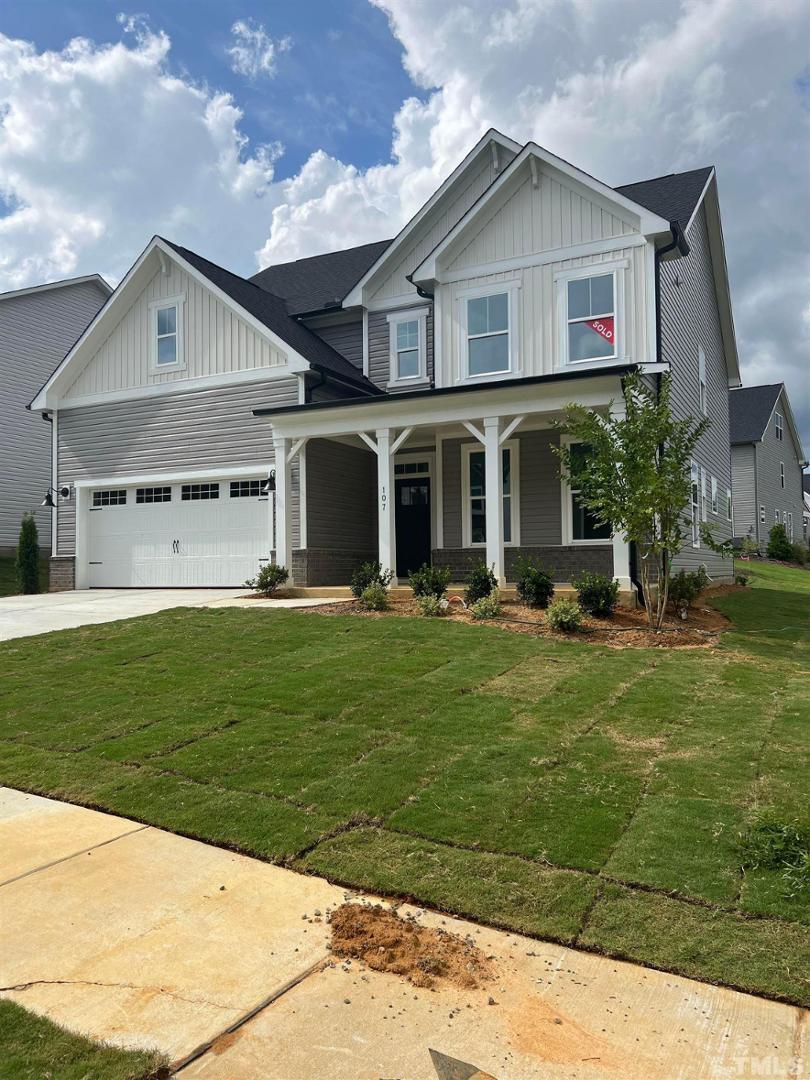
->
0, 555, 49, 597
0, 561, 807, 1021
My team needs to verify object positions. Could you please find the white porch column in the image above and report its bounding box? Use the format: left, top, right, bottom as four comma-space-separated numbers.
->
608, 400, 632, 590
273, 434, 292, 572
483, 416, 505, 586
376, 427, 397, 583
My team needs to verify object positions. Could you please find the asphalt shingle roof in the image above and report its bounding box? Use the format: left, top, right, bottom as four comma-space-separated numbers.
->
729, 384, 783, 444
162, 239, 381, 395
615, 166, 714, 229
249, 239, 393, 316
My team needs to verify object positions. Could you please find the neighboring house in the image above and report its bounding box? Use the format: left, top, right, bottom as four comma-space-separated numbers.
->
729, 384, 807, 548
803, 475, 809, 542
30, 130, 740, 593
1, 275, 111, 554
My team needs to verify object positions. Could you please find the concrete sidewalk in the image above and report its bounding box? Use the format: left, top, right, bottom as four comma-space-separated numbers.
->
0, 788, 804, 1079
0, 589, 346, 641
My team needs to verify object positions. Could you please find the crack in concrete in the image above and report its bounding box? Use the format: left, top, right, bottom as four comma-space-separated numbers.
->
0, 978, 237, 1012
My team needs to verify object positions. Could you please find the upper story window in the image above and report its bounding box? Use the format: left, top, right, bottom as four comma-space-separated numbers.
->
387, 308, 428, 386
775, 412, 783, 440
698, 348, 708, 416
459, 287, 516, 381
149, 295, 185, 372
566, 273, 616, 364
780, 462, 785, 489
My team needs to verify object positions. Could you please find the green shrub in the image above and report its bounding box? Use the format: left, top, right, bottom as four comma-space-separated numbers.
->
245, 562, 288, 596
360, 582, 389, 610
351, 560, 393, 599
464, 561, 497, 605
789, 542, 807, 566
740, 536, 759, 558
734, 573, 749, 586
572, 571, 619, 616
694, 563, 710, 593
417, 594, 446, 617
409, 563, 451, 599
15, 514, 40, 595
514, 556, 554, 608
470, 590, 501, 620
766, 523, 793, 561
546, 597, 583, 632
669, 569, 702, 615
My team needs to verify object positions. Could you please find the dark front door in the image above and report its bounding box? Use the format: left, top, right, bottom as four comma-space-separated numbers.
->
395, 477, 431, 578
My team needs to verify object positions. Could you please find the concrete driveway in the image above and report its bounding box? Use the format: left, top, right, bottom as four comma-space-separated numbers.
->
0, 589, 341, 642
0, 788, 803, 1079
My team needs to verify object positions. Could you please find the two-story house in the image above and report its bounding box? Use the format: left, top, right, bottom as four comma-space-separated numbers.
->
729, 383, 807, 548
1, 274, 110, 555
29, 131, 739, 594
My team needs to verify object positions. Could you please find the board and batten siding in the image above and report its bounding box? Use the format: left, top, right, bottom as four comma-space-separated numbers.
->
731, 444, 757, 540
0, 279, 108, 549
367, 307, 434, 390
660, 205, 733, 576
63, 262, 287, 401
56, 379, 299, 553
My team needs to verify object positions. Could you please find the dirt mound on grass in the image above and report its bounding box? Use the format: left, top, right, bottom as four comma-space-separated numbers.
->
329, 903, 493, 991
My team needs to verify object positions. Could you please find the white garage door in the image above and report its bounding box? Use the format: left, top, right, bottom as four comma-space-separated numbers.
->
87, 478, 269, 587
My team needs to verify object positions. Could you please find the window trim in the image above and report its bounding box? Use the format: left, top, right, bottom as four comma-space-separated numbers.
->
775, 412, 783, 440
149, 294, 186, 374
780, 462, 785, 489
386, 307, 429, 388
456, 281, 520, 385
92, 489, 127, 508
560, 435, 613, 546
698, 347, 708, 416
461, 439, 520, 548
690, 462, 700, 548
136, 486, 172, 504
726, 488, 733, 523
555, 263, 627, 369
788, 511, 794, 539
760, 504, 766, 525
711, 475, 718, 515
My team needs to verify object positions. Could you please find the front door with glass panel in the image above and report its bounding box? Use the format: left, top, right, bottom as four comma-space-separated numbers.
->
395, 477, 431, 579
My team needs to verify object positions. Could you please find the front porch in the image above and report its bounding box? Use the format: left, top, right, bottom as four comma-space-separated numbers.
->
260, 371, 634, 598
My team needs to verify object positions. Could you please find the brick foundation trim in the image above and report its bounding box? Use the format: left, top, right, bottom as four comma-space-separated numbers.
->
49, 556, 76, 592
432, 545, 614, 582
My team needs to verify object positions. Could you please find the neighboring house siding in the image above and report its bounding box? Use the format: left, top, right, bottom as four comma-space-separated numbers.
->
0, 280, 108, 550
56, 379, 299, 553
660, 205, 733, 577
310, 319, 363, 371
754, 392, 806, 544
731, 444, 757, 540
63, 262, 287, 400
367, 307, 434, 390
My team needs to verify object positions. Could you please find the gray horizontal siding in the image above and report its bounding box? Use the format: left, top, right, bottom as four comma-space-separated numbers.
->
0, 280, 108, 548
754, 390, 806, 544
56, 378, 299, 553
731, 443, 757, 540
306, 438, 377, 552
368, 307, 434, 390
311, 319, 363, 371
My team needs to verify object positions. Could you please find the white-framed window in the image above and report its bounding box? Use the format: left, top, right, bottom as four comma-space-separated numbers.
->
93, 489, 126, 507
461, 440, 519, 547
458, 282, 518, 382
691, 463, 700, 547
775, 509, 781, 524
149, 295, 185, 372
711, 475, 718, 515
780, 462, 785, 489
760, 505, 766, 524
561, 439, 612, 545
230, 480, 262, 498
775, 412, 783, 440
559, 269, 619, 365
182, 483, 219, 501
726, 488, 733, 523
698, 347, 708, 416
387, 307, 428, 387
700, 467, 707, 522
136, 486, 171, 504
788, 512, 794, 539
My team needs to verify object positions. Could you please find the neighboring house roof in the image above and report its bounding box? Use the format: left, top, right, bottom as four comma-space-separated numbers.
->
0, 273, 112, 304
250, 240, 393, 316
615, 167, 714, 230
729, 384, 784, 444
161, 240, 381, 395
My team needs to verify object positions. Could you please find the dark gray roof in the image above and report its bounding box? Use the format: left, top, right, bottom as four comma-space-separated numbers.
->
162, 239, 381, 395
249, 239, 393, 316
729, 384, 783, 444
615, 166, 713, 229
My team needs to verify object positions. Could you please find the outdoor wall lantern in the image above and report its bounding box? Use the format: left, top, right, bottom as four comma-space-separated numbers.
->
262, 470, 276, 494
41, 485, 71, 507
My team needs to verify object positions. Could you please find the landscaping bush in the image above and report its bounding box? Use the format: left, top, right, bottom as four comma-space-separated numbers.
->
245, 562, 288, 596
360, 583, 389, 610
409, 563, 451, 599
464, 561, 497, 605
740, 536, 759, 558
15, 514, 40, 595
766, 523, 793, 561
734, 573, 749, 586
669, 569, 701, 616
545, 597, 583, 632
694, 564, 710, 593
514, 556, 554, 608
470, 590, 501, 620
789, 542, 807, 566
351, 560, 393, 599
416, 594, 446, 617
572, 571, 619, 616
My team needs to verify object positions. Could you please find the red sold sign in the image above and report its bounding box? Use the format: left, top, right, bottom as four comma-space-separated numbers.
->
587, 315, 614, 342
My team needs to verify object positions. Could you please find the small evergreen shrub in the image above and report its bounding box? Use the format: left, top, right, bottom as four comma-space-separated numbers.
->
417, 594, 446, 617
360, 583, 389, 610
789, 542, 807, 566
766, 523, 793, 561
470, 590, 501, 620
694, 564, 710, 593
15, 514, 40, 595
572, 571, 619, 616
409, 563, 451, 599
464, 561, 497, 605
734, 573, 749, 586
245, 563, 288, 596
669, 569, 701, 615
740, 536, 759, 558
546, 598, 583, 632
514, 556, 554, 608
351, 560, 393, 599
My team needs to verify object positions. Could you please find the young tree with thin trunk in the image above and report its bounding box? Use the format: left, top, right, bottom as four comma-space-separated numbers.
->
556, 372, 708, 630
16, 514, 41, 595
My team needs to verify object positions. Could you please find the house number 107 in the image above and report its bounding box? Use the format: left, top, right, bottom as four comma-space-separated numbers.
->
381, 487, 388, 511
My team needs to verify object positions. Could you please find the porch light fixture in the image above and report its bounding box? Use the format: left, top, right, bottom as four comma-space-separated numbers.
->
41, 485, 71, 507
261, 470, 276, 494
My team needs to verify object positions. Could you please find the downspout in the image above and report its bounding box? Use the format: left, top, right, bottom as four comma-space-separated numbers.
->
41, 411, 55, 555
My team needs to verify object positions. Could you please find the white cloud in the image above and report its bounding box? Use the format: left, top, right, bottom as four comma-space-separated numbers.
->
227, 19, 290, 81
